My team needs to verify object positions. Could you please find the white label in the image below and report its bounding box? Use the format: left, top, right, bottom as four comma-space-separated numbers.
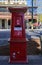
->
14, 27, 22, 31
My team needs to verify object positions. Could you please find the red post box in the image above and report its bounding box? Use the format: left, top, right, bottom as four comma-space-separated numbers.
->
9, 7, 28, 63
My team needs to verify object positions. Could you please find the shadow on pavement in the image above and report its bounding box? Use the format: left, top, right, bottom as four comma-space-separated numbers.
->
0, 38, 41, 55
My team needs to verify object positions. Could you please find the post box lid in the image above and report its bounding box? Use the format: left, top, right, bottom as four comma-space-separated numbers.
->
9, 6, 28, 13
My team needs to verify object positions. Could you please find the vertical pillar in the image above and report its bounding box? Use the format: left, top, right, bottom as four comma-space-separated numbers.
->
0, 19, 2, 29
7, 19, 8, 29
5, 19, 8, 29
26, 20, 28, 29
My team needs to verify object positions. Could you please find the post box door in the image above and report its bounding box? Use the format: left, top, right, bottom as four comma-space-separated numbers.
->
10, 43, 26, 62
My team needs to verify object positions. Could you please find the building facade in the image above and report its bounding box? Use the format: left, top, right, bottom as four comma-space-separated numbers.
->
0, 0, 38, 29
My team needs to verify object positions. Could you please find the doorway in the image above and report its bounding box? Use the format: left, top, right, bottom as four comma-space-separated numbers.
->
2, 19, 5, 29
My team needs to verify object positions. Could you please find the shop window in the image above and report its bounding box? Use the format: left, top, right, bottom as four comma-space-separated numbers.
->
29, 19, 32, 22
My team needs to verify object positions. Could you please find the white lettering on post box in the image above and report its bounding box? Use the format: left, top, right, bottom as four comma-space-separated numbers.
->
14, 27, 22, 31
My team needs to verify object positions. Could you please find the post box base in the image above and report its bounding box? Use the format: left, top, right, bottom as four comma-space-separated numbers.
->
9, 56, 28, 63
9, 42, 28, 63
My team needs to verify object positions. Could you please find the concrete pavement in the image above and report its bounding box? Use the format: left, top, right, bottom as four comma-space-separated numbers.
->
0, 55, 42, 65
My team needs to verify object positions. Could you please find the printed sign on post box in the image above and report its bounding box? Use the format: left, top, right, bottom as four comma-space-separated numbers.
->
14, 26, 22, 37
15, 16, 22, 26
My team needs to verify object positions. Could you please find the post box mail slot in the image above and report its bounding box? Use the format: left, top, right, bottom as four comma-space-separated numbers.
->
14, 27, 22, 30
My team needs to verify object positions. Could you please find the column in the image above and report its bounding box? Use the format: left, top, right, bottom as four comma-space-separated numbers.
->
5, 19, 8, 29
0, 19, 2, 29
26, 20, 28, 29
